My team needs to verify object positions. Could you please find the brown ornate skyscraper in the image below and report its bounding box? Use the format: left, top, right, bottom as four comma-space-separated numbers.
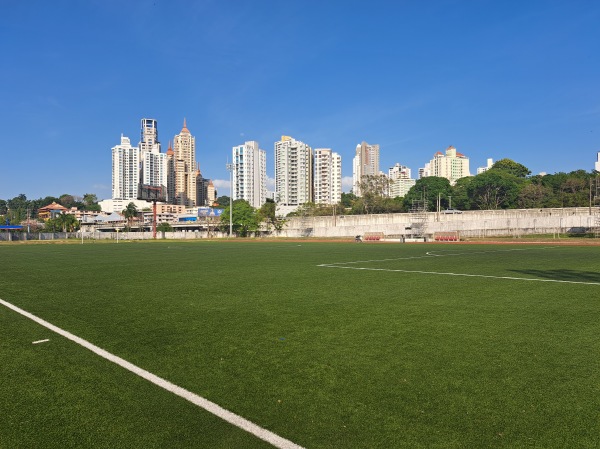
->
173, 119, 197, 206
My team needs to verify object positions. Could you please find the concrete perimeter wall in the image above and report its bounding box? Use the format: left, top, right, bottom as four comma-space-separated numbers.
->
276, 207, 600, 239
2, 208, 598, 241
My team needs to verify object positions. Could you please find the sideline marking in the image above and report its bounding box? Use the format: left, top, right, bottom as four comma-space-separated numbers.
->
318, 247, 558, 268
319, 265, 600, 285
0, 298, 304, 449
32, 338, 50, 344
318, 247, 600, 285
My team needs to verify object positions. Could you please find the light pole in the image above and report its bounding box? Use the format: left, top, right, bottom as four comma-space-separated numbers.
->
226, 162, 233, 237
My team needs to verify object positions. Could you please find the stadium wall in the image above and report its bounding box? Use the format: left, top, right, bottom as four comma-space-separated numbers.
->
277, 207, 600, 239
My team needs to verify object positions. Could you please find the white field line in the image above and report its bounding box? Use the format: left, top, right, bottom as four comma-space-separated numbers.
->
32, 338, 50, 344
0, 298, 304, 449
318, 246, 600, 285
319, 247, 558, 267
319, 265, 600, 285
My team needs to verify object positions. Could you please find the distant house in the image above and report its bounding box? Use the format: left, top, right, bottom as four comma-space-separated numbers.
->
38, 202, 68, 220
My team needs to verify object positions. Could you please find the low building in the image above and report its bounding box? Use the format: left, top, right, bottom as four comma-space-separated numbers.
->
38, 202, 68, 220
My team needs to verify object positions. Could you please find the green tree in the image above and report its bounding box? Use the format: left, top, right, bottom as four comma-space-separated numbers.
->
560, 176, 589, 207
258, 200, 286, 232
59, 213, 79, 232
467, 170, 521, 210
122, 202, 138, 228
354, 174, 392, 214
44, 217, 62, 232
85, 203, 101, 212
490, 159, 531, 178
517, 182, 553, 208
157, 222, 173, 232
287, 202, 317, 217
83, 193, 97, 205
403, 177, 452, 212
537, 170, 595, 207
340, 192, 357, 209
156, 222, 173, 238
58, 194, 76, 208
7, 194, 29, 223
450, 176, 475, 210
537, 173, 568, 206
45, 213, 78, 232
214, 195, 231, 208
221, 199, 259, 236
82, 193, 100, 211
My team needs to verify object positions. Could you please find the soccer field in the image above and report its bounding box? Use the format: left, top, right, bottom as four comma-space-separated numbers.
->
1, 241, 599, 448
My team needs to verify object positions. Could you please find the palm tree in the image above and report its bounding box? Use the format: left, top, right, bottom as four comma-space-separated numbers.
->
122, 203, 138, 229
57, 213, 78, 232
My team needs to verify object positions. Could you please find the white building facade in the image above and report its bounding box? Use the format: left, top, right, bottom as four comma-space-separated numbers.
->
275, 136, 313, 206
111, 135, 140, 200
388, 163, 415, 198
142, 151, 168, 191
138, 118, 168, 198
353, 141, 380, 196
232, 141, 267, 209
428, 146, 471, 184
595, 152, 600, 172
477, 158, 494, 174
314, 148, 342, 205
418, 163, 431, 179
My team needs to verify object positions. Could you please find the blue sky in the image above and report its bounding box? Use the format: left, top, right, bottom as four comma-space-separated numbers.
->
1, 0, 599, 200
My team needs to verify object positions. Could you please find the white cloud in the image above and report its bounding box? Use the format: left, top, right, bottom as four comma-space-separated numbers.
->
212, 179, 230, 190
342, 176, 354, 192
266, 176, 275, 191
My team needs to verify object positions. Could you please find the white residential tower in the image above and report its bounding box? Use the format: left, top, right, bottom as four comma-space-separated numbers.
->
232, 141, 267, 209
274, 136, 313, 206
314, 148, 342, 205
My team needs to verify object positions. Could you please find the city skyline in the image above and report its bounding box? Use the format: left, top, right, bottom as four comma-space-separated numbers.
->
1, 1, 599, 200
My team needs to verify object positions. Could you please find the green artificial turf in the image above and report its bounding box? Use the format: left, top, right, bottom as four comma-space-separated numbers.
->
0, 241, 599, 448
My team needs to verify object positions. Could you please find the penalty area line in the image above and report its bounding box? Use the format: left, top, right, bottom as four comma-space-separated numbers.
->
0, 297, 304, 449
318, 265, 600, 285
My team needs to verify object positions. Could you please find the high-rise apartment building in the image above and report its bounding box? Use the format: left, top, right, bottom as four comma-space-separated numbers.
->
595, 152, 600, 172
196, 173, 210, 207
142, 151, 167, 191
139, 118, 160, 156
314, 148, 342, 205
352, 141, 380, 196
388, 163, 415, 198
138, 118, 167, 197
232, 141, 267, 209
166, 141, 176, 203
108, 119, 168, 213
111, 135, 140, 200
207, 180, 216, 205
427, 146, 470, 184
173, 119, 197, 207
389, 163, 412, 180
275, 136, 313, 206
